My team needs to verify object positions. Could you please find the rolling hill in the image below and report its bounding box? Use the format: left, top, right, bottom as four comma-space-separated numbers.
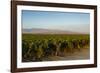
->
22, 28, 86, 34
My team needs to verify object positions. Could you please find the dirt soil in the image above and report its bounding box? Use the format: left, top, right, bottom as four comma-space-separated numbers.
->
43, 48, 90, 61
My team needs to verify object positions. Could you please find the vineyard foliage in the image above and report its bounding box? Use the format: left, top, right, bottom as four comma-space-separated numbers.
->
22, 34, 90, 62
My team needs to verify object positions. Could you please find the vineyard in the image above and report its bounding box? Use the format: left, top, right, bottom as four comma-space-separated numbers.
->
22, 34, 90, 62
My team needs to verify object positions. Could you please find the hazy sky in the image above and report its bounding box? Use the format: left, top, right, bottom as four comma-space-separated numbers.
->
22, 10, 90, 33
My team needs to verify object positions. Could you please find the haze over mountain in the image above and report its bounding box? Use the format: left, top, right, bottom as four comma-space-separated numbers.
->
22, 28, 89, 34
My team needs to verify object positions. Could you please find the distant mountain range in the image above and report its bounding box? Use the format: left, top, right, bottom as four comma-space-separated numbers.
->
22, 28, 88, 34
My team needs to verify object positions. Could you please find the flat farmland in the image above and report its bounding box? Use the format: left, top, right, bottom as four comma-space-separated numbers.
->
22, 34, 89, 41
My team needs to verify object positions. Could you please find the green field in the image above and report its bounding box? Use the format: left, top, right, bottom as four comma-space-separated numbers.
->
22, 34, 90, 62
22, 34, 89, 41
